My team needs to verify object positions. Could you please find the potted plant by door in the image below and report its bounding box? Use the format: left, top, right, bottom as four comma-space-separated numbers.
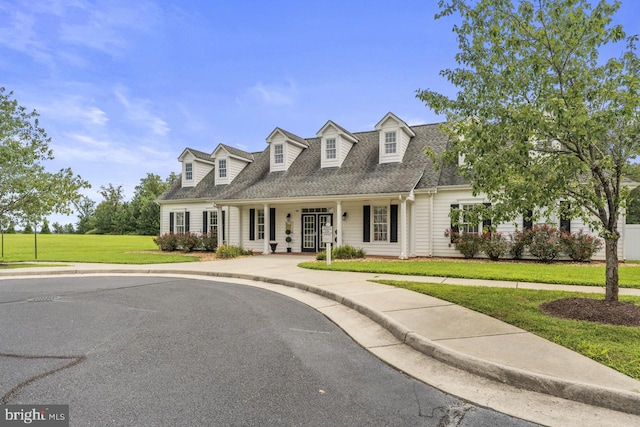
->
285, 229, 292, 252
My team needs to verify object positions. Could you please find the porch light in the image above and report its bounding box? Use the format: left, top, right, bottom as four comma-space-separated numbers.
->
342, 212, 348, 220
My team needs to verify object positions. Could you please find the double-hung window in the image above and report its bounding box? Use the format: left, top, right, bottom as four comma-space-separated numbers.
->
209, 211, 218, 236
326, 138, 336, 159
373, 206, 388, 241
461, 204, 479, 234
274, 144, 284, 164
384, 132, 397, 154
257, 210, 265, 240
185, 163, 193, 181
175, 212, 185, 234
218, 159, 227, 178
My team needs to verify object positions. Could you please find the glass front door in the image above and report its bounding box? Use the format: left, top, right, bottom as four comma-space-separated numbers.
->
301, 213, 333, 252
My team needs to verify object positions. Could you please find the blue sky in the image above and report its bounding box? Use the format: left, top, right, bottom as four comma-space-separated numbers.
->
1, 1, 639, 225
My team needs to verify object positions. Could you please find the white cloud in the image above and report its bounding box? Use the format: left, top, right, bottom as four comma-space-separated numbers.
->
114, 87, 170, 136
35, 96, 109, 127
243, 79, 297, 106
0, 9, 54, 66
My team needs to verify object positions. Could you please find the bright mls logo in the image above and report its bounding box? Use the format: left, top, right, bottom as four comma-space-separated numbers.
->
1, 405, 68, 426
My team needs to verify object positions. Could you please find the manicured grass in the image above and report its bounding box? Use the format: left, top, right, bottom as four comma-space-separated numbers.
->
299, 258, 640, 289
374, 279, 640, 381
0, 234, 199, 264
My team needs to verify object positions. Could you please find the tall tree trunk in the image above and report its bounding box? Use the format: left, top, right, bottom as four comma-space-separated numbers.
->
604, 236, 619, 302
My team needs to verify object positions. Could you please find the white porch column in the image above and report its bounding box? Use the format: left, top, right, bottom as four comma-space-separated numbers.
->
399, 198, 408, 259
263, 203, 270, 255
336, 200, 343, 246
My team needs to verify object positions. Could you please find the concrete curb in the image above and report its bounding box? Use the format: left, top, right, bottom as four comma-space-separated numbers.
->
3, 267, 640, 416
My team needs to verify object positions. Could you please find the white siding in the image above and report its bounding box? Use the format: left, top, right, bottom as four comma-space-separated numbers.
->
321, 128, 340, 168
378, 118, 410, 164
194, 161, 213, 183
270, 134, 286, 172
181, 153, 196, 187
413, 194, 432, 256
286, 144, 303, 169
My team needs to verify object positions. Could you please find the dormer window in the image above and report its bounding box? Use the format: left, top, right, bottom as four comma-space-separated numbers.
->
326, 138, 336, 159
274, 144, 284, 164
385, 132, 397, 154
218, 159, 227, 178
375, 113, 416, 164
185, 163, 193, 181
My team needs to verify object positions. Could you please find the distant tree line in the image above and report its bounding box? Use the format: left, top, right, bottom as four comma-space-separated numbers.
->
72, 173, 178, 235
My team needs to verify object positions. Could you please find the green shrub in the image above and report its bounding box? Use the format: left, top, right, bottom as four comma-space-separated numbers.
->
558, 230, 603, 262
481, 232, 508, 261
200, 233, 218, 252
216, 245, 253, 259
528, 224, 562, 262
332, 244, 366, 259
176, 232, 200, 252
316, 245, 366, 260
153, 233, 178, 251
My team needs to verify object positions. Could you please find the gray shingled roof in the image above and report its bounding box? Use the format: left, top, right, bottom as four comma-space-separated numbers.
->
159, 123, 466, 203
276, 128, 309, 147
183, 147, 214, 162
217, 143, 255, 162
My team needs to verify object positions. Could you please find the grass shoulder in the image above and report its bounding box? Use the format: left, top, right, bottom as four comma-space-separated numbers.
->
299, 258, 640, 289
373, 279, 640, 381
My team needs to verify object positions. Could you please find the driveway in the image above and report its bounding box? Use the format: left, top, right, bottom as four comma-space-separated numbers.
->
0, 276, 538, 426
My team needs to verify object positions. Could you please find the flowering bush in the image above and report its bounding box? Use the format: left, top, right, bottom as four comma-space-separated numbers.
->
153, 233, 178, 251
558, 230, 603, 262
481, 232, 508, 260
200, 233, 218, 252
528, 224, 562, 262
508, 229, 532, 260
447, 229, 483, 258
176, 232, 200, 252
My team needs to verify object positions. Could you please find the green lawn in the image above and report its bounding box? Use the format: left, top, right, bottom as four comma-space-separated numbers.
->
299, 258, 640, 289
0, 234, 199, 264
374, 279, 640, 381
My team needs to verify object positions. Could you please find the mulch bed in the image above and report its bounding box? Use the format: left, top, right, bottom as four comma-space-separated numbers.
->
541, 298, 640, 327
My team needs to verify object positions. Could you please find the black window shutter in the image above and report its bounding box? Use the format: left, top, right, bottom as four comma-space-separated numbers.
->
390, 205, 398, 243
363, 205, 371, 242
202, 211, 208, 234
450, 204, 459, 242
270, 207, 276, 241
222, 210, 226, 241
560, 202, 571, 232
249, 209, 255, 241
185, 212, 190, 232
169, 212, 174, 234
523, 209, 533, 231
482, 202, 492, 232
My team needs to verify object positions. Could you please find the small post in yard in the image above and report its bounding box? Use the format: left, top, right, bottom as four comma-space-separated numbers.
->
322, 223, 333, 266
34, 224, 38, 260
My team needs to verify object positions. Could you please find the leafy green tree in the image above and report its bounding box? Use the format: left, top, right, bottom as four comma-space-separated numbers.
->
40, 218, 51, 234
94, 184, 125, 234
63, 223, 75, 234
75, 195, 97, 234
625, 163, 640, 224
129, 173, 172, 235
23, 223, 33, 234
52, 222, 65, 234
418, 0, 639, 302
0, 88, 90, 228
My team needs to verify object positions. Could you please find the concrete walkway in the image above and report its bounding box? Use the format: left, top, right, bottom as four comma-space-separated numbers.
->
1, 255, 639, 424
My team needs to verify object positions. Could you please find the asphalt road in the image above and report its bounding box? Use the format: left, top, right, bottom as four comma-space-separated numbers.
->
0, 276, 539, 426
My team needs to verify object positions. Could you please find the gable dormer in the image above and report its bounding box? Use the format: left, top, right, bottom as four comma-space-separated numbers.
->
316, 120, 358, 168
374, 112, 416, 164
211, 143, 254, 185
178, 148, 216, 188
266, 127, 309, 172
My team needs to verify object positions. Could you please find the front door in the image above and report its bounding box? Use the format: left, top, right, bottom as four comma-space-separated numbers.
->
301, 213, 333, 252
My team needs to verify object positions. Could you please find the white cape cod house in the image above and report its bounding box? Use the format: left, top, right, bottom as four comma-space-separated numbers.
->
157, 112, 626, 260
